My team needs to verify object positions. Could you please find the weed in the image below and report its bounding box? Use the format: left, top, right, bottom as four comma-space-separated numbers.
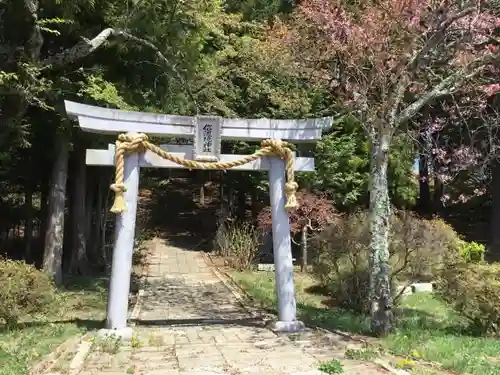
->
97, 335, 122, 354
318, 359, 344, 374
394, 358, 416, 370
130, 335, 143, 348
344, 346, 381, 361
148, 334, 165, 347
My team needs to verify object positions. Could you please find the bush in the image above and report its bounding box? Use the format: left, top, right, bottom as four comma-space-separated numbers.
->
436, 263, 500, 335
214, 221, 259, 271
394, 213, 466, 280
310, 210, 464, 313
310, 211, 380, 313
0, 258, 56, 325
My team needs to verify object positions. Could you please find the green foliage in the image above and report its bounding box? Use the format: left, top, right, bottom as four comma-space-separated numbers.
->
458, 240, 485, 263
318, 359, 344, 374
80, 75, 133, 109
226, 0, 294, 21
301, 116, 418, 210
214, 222, 259, 271
37, 17, 74, 36
309, 126, 369, 207
436, 263, 500, 335
388, 135, 418, 208
0, 259, 56, 325
310, 211, 463, 313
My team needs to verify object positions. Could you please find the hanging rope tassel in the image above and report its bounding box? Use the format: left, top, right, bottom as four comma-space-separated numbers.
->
109, 134, 299, 213
260, 139, 299, 211
110, 133, 148, 213
110, 139, 127, 213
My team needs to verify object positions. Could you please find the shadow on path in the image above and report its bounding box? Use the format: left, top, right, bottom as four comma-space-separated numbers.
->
133, 317, 265, 328
140, 176, 220, 251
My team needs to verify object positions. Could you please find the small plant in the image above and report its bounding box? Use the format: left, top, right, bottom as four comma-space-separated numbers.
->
394, 358, 416, 370
214, 221, 259, 271
410, 350, 422, 359
130, 335, 143, 348
126, 365, 136, 374
133, 229, 153, 266
98, 335, 122, 354
318, 359, 344, 374
344, 346, 381, 361
458, 240, 485, 263
148, 333, 165, 346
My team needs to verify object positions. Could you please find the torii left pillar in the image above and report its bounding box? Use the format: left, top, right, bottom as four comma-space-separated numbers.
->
98, 151, 140, 340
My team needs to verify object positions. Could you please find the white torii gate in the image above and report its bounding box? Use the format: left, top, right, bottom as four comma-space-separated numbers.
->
64, 100, 332, 338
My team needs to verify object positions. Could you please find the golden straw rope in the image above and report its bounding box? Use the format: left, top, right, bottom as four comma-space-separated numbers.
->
110, 132, 299, 213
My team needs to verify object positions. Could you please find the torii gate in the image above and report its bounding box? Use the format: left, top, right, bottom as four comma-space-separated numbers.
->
64, 100, 332, 338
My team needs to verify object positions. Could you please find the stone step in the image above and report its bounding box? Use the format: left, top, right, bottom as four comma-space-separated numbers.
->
397, 282, 435, 297
257, 260, 296, 272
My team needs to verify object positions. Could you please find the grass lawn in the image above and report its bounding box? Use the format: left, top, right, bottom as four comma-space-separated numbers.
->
0, 278, 108, 375
232, 271, 500, 375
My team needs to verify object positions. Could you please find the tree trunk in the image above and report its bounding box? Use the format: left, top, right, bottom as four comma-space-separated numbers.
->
24, 176, 34, 263
93, 178, 104, 265
198, 170, 205, 206
39, 173, 50, 244
43, 134, 70, 286
85, 183, 96, 269
490, 161, 500, 260
418, 151, 430, 215
100, 181, 112, 265
433, 175, 444, 215
300, 225, 308, 272
251, 185, 259, 222
368, 133, 393, 337
237, 185, 246, 221
70, 143, 87, 274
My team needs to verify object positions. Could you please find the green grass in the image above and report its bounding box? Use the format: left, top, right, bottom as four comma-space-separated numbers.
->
232, 271, 500, 375
0, 278, 107, 375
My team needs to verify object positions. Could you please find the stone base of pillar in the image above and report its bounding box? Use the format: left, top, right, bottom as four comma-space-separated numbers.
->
97, 327, 134, 341
268, 320, 306, 333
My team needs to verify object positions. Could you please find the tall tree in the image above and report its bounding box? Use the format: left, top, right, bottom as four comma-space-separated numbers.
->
271, 0, 500, 335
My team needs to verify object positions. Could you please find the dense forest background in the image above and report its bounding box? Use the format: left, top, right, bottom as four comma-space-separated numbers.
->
0, 0, 499, 285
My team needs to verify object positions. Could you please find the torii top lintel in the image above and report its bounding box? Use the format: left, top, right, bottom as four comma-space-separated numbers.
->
64, 101, 333, 143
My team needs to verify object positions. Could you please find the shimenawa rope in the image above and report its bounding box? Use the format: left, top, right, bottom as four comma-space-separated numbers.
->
109, 132, 298, 213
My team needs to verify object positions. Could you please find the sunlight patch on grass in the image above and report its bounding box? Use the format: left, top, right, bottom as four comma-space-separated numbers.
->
232, 271, 369, 333
388, 294, 500, 375
232, 270, 500, 375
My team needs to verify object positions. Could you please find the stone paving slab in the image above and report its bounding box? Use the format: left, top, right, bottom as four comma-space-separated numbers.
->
76, 238, 387, 375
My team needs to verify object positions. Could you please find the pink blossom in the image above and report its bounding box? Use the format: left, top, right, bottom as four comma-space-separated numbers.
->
482, 83, 500, 96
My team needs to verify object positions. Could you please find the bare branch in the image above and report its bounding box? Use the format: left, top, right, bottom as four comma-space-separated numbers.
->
389, 74, 409, 127
408, 7, 476, 71
396, 53, 496, 126
40, 28, 199, 110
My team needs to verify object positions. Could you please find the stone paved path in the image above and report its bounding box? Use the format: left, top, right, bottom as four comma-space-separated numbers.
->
79, 238, 387, 375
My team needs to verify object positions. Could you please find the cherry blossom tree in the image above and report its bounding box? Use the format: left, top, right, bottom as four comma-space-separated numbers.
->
270, 0, 500, 335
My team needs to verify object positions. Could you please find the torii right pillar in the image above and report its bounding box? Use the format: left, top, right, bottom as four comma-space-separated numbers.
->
268, 155, 305, 332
